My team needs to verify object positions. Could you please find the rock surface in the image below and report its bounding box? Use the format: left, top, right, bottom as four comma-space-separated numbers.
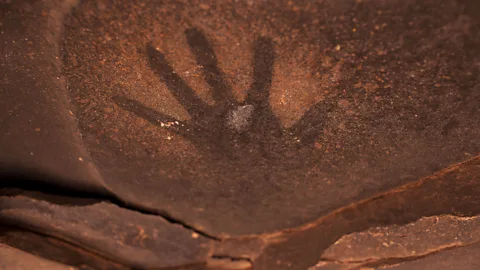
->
1, 0, 479, 269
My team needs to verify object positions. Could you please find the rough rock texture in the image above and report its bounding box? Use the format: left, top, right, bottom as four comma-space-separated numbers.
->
0, 190, 213, 269
0, 243, 75, 270
311, 215, 480, 269
380, 242, 480, 270
1, 0, 479, 269
61, 0, 480, 238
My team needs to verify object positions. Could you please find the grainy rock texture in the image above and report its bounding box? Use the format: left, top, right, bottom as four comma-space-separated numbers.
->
1, 0, 479, 269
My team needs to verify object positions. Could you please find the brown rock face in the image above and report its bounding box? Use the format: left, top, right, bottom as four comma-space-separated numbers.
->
1, 0, 479, 269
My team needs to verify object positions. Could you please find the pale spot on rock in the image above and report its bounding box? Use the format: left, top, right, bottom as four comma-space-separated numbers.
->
226, 104, 255, 132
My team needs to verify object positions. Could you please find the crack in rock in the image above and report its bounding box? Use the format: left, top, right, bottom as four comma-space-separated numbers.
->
311, 215, 480, 269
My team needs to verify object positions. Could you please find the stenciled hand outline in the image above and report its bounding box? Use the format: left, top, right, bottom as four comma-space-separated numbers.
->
113, 28, 333, 164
